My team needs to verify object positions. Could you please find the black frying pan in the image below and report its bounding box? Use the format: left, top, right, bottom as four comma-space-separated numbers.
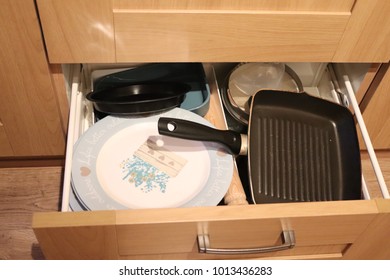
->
158, 90, 362, 203
86, 82, 191, 115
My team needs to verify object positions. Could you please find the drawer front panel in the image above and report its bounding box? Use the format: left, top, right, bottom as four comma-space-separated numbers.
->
36, 0, 115, 63
116, 222, 197, 255
114, 11, 350, 62
36, 1, 389, 63
116, 203, 375, 258
33, 201, 378, 259
113, 0, 355, 12
33, 211, 118, 260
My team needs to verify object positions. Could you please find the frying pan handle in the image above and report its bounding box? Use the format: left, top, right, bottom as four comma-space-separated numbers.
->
158, 117, 246, 155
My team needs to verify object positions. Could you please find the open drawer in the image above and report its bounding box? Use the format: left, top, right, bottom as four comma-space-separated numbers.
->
33, 63, 390, 260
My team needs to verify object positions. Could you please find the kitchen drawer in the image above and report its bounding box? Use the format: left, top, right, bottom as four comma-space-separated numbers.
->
113, 10, 349, 62
33, 201, 380, 260
37, 0, 390, 63
33, 63, 390, 259
37, 0, 353, 63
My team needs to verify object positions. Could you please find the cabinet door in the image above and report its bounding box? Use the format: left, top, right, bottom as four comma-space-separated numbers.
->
333, 0, 390, 62
0, 0, 66, 158
36, 0, 115, 63
33, 200, 389, 260
0, 123, 13, 156
359, 64, 390, 149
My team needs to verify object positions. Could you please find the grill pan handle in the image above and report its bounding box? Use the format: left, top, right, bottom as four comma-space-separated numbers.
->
158, 117, 247, 155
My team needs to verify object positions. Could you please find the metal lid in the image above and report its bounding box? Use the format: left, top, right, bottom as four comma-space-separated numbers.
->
221, 63, 304, 126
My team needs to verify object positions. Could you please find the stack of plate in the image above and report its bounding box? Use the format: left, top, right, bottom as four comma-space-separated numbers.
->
70, 108, 233, 211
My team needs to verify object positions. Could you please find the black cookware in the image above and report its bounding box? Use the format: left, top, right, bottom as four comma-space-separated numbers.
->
158, 90, 362, 203
86, 82, 191, 115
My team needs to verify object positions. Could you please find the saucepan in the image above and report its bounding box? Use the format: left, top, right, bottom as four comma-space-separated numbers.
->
158, 89, 362, 203
86, 82, 191, 115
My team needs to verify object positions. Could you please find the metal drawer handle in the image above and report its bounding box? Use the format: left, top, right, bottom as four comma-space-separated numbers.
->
197, 230, 295, 255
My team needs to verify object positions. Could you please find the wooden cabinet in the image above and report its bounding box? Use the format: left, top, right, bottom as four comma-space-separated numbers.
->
0, 0, 67, 160
36, 0, 115, 63
358, 64, 390, 149
333, 0, 390, 62
36, 0, 390, 63
34, 200, 387, 259
31, 0, 390, 259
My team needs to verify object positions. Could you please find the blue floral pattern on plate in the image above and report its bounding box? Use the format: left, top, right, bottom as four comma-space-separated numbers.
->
121, 156, 170, 193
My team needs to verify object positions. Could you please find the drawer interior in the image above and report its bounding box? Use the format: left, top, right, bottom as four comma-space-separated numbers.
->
61, 62, 389, 212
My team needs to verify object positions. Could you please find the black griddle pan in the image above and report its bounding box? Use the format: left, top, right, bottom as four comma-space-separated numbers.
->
158, 90, 362, 203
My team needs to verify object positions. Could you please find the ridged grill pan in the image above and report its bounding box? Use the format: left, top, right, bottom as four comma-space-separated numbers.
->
158, 90, 362, 203
247, 90, 361, 203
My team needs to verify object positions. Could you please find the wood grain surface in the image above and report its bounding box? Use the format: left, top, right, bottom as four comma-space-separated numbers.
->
0, 0, 66, 157
0, 167, 62, 259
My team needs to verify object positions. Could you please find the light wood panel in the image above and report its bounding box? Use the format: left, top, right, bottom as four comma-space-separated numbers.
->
113, 0, 355, 12
344, 199, 390, 259
333, 0, 390, 62
115, 205, 371, 257
36, 0, 390, 63
33, 200, 378, 259
33, 211, 119, 260
49, 64, 70, 133
361, 151, 390, 199
0, 0, 65, 157
119, 244, 346, 260
36, 0, 115, 63
354, 64, 381, 104
114, 11, 350, 62
360, 65, 390, 149
0, 123, 13, 156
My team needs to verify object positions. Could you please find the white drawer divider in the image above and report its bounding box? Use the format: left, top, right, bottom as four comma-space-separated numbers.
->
344, 75, 389, 199
62, 66, 83, 212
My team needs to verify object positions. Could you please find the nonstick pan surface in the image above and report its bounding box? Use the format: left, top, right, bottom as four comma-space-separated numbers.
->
158, 90, 362, 203
247, 90, 361, 203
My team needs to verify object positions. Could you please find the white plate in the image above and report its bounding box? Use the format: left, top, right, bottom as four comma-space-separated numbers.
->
69, 182, 87, 212
71, 108, 233, 210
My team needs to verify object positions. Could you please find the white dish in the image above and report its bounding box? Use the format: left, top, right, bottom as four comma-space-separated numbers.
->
71, 108, 233, 210
69, 183, 87, 212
